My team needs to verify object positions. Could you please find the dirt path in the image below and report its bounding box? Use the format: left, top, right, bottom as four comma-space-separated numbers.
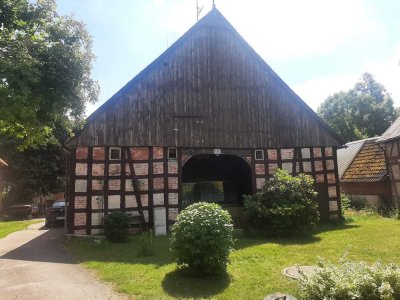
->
0, 222, 125, 300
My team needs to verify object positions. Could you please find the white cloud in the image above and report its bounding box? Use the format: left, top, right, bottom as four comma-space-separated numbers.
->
293, 74, 357, 110
293, 44, 400, 111
165, 0, 384, 60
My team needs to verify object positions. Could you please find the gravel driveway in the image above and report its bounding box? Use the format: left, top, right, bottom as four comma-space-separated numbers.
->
0, 222, 125, 300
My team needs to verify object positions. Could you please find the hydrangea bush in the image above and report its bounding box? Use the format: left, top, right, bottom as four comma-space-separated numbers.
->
243, 169, 319, 236
299, 256, 400, 299
170, 202, 234, 276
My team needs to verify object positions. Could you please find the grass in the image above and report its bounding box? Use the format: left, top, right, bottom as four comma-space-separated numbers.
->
0, 219, 43, 239
66, 212, 400, 299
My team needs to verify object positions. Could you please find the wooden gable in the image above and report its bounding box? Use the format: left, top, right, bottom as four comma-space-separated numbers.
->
69, 8, 343, 148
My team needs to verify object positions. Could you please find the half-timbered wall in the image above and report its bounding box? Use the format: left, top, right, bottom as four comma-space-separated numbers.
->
68, 146, 180, 235
384, 140, 400, 209
67, 145, 340, 235
250, 146, 340, 220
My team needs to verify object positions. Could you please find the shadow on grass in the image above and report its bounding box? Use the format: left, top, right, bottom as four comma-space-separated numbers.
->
67, 235, 173, 266
234, 234, 321, 250
234, 222, 360, 250
313, 222, 360, 235
162, 268, 231, 298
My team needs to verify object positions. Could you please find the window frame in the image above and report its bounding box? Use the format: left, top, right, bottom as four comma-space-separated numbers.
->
168, 147, 178, 160
109, 147, 121, 160
255, 149, 264, 161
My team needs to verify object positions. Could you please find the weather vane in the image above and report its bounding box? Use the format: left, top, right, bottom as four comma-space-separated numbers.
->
196, 0, 203, 21
197, 0, 216, 21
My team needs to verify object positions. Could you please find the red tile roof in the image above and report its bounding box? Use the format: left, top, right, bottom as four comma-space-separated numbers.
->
341, 138, 387, 183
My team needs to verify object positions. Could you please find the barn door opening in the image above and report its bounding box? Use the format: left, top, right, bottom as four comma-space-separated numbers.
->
182, 154, 252, 208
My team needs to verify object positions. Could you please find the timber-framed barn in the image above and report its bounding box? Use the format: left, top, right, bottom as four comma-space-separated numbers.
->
66, 7, 344, 235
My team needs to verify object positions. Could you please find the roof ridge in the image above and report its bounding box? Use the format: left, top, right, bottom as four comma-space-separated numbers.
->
345, 137, 378, 145
376, 116, 400, 143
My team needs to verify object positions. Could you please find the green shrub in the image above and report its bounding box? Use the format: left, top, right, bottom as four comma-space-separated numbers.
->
103, 211, 130, 243
170, 202, 234, 276
348, 195, 399, 218
243, 169, 319, 236
299, 256, 400, 299
340, 193, 351, 213
348, 195, 367, 210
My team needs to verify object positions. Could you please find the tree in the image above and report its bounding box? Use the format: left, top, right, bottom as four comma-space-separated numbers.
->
0, 0, 98, 207
318, 73, 396, 142
0, 0, 99, 149
0, 136, 66, 207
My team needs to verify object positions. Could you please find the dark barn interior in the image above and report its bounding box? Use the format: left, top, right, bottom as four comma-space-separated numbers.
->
182, 155, 252, 207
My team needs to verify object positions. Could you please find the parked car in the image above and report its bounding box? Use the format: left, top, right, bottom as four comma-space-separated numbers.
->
45, 201, 66, 228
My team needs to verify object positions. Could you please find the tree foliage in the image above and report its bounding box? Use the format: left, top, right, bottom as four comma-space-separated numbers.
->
0, 135, 65, 207
318, 73, 396, 142
0, 0, 98, 206
0, 0, 99, 148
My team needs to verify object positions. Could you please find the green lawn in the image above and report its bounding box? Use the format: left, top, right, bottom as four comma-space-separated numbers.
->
0, 219, 43, 239
66, 212, 400, 299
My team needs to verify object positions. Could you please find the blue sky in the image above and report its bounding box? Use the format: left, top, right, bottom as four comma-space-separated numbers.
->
56, 0, 400, 115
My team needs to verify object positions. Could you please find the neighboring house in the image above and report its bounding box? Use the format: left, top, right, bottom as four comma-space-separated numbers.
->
65, 8, 343, 235
338, 138, 391, 206
337, 139, 366, 178
377, 117, 400, 210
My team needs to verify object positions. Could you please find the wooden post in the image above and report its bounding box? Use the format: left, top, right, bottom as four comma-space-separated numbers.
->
126, 148, 147, 229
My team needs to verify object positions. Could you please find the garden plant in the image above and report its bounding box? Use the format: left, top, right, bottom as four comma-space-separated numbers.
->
170, 202, 234, 276
299, 255, 400, 299
244, 169, 319, 236
103, 211, 130, 243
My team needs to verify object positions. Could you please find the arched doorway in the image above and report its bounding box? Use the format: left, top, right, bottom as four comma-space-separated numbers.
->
181, 154, 252, 208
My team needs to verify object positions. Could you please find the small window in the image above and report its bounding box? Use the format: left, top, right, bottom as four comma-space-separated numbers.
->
168, 147, 177, 160
255, 149, 264, 160
109, 147, 121, 160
